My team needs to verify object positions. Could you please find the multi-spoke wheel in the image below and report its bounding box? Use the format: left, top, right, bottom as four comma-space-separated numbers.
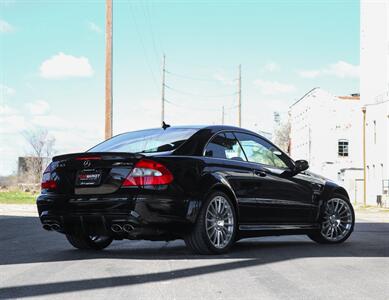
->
308, 194, 355, 244
205, 195, 235, 249
185, 191, 237, 254
66, 233, 113, 250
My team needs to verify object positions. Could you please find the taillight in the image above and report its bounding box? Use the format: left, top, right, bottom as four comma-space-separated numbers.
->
122, 159, 173, 186
41, 162, 57, 190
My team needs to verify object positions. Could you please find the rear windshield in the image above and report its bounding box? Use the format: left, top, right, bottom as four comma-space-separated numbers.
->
88, 128, 198, 153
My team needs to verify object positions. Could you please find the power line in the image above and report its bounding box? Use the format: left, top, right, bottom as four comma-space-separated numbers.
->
166, 69, 237, 83
128, 1, 159, 94
139, 0, 163, 72
165, 98, 238, 112
164, 84, 237, 99
145, 0, 165, 54
160, 55, 240, 124
238, 64, 242, 127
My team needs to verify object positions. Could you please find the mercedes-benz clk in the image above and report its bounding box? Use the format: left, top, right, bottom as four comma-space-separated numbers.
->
37, 125, 354, 254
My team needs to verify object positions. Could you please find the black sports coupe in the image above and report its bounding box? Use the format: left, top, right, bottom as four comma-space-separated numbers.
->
37, 125, 355, 254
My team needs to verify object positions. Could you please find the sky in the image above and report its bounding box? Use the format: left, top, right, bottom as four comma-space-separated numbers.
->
0, 0, 360, 176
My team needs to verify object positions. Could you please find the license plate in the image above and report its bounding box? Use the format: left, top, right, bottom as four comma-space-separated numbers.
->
76, 170, 102, 186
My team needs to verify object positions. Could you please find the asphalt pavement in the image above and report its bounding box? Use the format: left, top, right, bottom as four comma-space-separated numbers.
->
0, 213, 388, 299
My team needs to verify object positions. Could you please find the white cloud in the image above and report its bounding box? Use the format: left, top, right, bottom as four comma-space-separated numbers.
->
327, 61, 360, 78
262, 61, 280, 73
298, 61, 359, 79
25, 100, 50, 115
298, 70, 321, 79
0, 104, 16, 116
87, 21, 102, 34
213, 73, 235, 86
0, 101, 24, 134
51, 129, 100, 154
39, 52, 94, 79
253, 79, 296, 95
0, 84, 15, 97
32, 115, 73, 129
0, 19, 13, 33
0, 114, 26, 133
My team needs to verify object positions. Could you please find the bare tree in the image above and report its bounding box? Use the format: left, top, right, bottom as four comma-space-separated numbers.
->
273, 121, 291, 154
22, 129, 56, 184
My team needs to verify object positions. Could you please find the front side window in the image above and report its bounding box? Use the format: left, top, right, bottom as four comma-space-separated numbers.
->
89, 128, 198, 153
338, 140, 349, 157
234, 132, 288, 168
204, 132, 247, 161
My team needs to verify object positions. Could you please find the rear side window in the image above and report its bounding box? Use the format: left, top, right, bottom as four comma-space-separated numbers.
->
204, 132, 247, 162
89, 128, 198, 153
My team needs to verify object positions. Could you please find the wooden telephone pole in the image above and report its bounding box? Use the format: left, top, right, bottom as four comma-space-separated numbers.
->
161, 55, 166, 124
105, 0, 113, 139
362, 106, 367, 207
237, 64, 242, 127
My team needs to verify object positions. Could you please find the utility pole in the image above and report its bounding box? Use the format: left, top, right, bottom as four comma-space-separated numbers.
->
161, 54, 166, 124
362, 106, 367, 207
105, 0, 113, 139
221, 106, 225, 125
237, 64, 242, 127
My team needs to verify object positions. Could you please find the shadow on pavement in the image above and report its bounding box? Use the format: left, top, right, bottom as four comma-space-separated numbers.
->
0, 215, 388, 298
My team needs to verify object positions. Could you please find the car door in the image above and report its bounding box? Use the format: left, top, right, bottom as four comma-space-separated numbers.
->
203, 132, 264, 224
233, 132, 316, 224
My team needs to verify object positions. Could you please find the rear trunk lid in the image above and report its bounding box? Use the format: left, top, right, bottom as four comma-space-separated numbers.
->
51, 152, 144, 195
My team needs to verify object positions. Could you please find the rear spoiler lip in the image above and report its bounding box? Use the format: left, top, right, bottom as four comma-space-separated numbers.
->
52, 152, 145, 162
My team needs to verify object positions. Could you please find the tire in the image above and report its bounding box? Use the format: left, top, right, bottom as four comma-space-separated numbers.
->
66, 233, 113, 250
185, 191, 237, 254
308, 194, 355, 244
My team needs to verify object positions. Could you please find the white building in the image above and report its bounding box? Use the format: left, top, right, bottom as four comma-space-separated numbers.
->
364, 101, 389, 205
361, 0, 389, 106
361, 0, 389, 206
289, 88, 363, 202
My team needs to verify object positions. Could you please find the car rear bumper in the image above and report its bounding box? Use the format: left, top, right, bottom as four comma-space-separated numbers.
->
36, 193, 200, 240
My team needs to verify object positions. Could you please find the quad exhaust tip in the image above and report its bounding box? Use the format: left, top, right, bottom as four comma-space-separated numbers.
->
42, 223, 61, 231
111, 224, 123, 233
42, 224, 52, 231
111, 223, 134, 233
51, 223, 61, 231
123, 224, 134, 233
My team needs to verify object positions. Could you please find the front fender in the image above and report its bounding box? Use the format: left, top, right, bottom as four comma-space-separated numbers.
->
314, 181, 350, 221
322, 181, 350, 202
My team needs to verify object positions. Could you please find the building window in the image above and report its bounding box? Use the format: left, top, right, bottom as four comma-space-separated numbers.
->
338, 140, 349, 157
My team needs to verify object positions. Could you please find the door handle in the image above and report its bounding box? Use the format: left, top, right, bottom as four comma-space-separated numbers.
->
254, 170, 267, 177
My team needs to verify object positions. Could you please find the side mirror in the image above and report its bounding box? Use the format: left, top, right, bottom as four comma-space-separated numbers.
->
293, 160, 309, 174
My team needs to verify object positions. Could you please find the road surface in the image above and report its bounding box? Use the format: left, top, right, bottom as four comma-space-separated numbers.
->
0, 214, 388, 299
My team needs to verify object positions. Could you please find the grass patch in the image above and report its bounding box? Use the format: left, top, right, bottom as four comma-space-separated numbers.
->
0, 191, 38, 204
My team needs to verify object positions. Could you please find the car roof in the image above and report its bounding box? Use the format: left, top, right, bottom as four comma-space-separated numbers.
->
155, 124, 254, 132
155, 125, 264, 140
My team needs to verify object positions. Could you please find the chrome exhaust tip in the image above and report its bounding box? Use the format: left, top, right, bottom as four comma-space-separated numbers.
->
51, 223, 61, 231
122, 224, 134, 233
42, 224, 52, 231
111, 224, 123, 233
